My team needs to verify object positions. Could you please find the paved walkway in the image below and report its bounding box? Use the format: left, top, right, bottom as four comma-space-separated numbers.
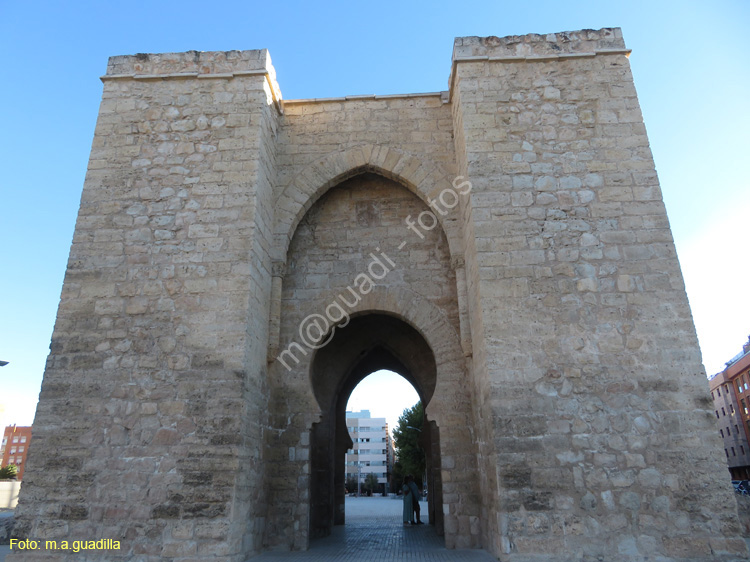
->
248, 496, 496, 561
0, 498, 497, 562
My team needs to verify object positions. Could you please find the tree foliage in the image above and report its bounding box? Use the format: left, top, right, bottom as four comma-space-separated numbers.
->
363, 473, 379, 495
392, 401, 425, 489
345, 475, 358, 494
0, 464, 18, 480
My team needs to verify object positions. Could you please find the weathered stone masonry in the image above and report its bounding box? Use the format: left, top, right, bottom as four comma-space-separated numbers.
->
11, 28, 748, 561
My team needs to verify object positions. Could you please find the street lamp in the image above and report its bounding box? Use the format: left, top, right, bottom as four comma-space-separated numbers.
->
0, 361, 8, 367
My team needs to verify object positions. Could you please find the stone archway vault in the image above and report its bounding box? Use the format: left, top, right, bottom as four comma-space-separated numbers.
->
262, 168, 483, 551
309, 313, 443, 538
265, 282, 483, 549
267, 149, 474, 361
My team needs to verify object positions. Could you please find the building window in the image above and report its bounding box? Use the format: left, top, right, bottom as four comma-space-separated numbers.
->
12, 437, 18, 443
716, 411, 720, 419
732, 447, 736, 456
722, 407, 726, 416
731, 404, 736, 414
728, 427, 731, 435
725, 384, 730, 394
718, 388, 722, 396
742, 445, 746, 455
20, 436, 26, 443
16, 458, 21, 465
10, 447, 16, 454
736, 425, 740, 434
17, 446, 23, 453
7, 457, 13, 464
726, 449, 730, 458
721, 429, 725, 438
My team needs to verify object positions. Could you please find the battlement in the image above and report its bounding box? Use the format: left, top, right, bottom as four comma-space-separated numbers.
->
102, 48, 282, 107
452, 27, 626, 60
106, 48, 271, 76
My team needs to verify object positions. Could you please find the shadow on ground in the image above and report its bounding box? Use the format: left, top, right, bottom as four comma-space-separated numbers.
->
248, 495, 496, 561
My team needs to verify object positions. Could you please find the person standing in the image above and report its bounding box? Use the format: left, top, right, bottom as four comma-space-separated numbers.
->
407, 475, 423, 524
402, 475, 413, 525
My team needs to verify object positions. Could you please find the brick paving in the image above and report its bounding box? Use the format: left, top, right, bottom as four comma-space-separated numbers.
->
0, 498, 498, 562
248, 496, 496, 561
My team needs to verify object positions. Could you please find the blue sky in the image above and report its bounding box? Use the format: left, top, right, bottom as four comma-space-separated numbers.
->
1, 1, 748, 427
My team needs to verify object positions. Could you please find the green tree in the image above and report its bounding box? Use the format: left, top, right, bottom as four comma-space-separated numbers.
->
363, 473, 379, 495
0, 464, 18, 480
345, 475, 358, 494
391, 460, 404, 493
392, 401, 425, 489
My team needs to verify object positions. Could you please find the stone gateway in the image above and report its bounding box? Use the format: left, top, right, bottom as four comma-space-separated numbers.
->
10, 28, 747, 561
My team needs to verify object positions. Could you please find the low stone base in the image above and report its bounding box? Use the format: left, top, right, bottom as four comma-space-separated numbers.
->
736, 494, 750, 536
0, 512, 14, 545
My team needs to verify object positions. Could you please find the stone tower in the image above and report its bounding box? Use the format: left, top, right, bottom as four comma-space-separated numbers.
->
11, 28, 747, 561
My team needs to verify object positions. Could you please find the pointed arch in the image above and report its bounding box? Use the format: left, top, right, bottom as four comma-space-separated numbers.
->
271, 144, 465, 263
304, 288, 469, 541
299, 284, 468, 425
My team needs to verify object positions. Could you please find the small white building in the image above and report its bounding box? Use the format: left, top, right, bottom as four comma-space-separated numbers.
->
345, 410, 394, 493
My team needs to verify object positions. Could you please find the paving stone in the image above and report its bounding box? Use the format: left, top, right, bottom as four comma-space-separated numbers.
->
248, 497, 495, 562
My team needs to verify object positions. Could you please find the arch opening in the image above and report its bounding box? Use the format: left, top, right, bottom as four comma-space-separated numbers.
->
269, 168, 472, 550
343, 370, 418, 497
271, 146, 466, 264
309, 314, 445, 540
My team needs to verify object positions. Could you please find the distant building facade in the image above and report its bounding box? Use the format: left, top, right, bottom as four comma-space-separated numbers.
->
710, 337, 750, 480
1, 425, 32, 480
345, 410, 393, 494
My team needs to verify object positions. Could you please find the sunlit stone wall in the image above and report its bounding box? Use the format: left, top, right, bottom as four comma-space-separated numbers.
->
10, 28, 746, 562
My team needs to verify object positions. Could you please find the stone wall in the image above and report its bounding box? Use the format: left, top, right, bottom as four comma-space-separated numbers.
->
1, 512, 14, 546
10, 50, 280, 561
451, 28, 746, 559
736, 494, 750, 536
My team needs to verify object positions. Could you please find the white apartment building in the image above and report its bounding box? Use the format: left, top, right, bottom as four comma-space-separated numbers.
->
345, 410, 394, 493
